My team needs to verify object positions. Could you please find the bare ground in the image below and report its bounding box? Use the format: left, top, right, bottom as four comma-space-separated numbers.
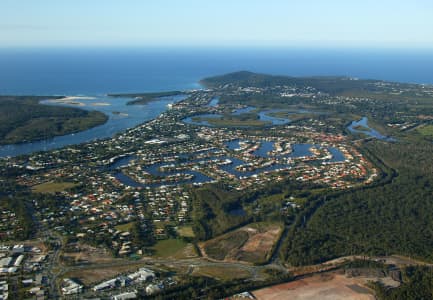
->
252, 272, 391, 300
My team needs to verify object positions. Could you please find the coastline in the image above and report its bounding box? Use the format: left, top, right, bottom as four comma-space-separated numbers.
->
0, 94, 183, 157
43, 96, 98, 106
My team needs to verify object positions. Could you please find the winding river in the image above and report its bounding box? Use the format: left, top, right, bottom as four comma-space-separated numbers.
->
347, 117, 395, 141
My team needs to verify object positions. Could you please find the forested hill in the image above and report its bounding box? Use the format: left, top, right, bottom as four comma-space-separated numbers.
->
0, 96, 107, 145
200, 71, 386, 94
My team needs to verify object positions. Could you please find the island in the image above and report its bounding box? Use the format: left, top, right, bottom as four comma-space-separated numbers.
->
108, 91, 184, 105
1, 72, 433, 299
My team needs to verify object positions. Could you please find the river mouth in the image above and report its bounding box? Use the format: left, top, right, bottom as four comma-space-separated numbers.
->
0, 94, 187, 157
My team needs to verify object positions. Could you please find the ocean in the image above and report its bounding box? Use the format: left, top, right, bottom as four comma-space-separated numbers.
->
0, 47, 433, 95
1, 47, 433, 157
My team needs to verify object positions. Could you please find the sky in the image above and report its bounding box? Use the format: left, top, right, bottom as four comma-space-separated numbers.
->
1, 0, 433, 48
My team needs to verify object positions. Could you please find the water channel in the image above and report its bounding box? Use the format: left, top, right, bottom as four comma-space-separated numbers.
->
0, 95, 186, 157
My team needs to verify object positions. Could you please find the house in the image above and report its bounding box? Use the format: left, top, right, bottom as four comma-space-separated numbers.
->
112, 291, 137, 300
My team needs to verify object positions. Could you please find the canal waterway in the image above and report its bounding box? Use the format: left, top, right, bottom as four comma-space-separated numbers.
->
109, 140, 346, 188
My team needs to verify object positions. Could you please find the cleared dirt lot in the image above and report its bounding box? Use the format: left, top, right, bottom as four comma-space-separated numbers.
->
64, 263, 145, 286
61, 243, 116, 264
201, 222, 282, 264
252, 272, 378, 300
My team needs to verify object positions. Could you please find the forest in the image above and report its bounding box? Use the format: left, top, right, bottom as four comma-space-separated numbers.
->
285, 139, 433, 265
0, 96, 107, 144
372, 266, 433, 300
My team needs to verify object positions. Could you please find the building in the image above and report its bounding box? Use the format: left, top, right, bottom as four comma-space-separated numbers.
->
112, 291, 137, 300
127, 268, 155, 282
11, 245, 24, 254
0, 281, 8, 300
0, 258, 12, 268
93, 276, 128, 292
13, 255, 24, 267
62, 278, 83, 295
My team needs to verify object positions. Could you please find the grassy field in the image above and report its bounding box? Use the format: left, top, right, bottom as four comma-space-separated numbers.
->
192, 266, 251, 281
176, 225, 195, 238
32, 181, 78, 193
152, 239, 197, 259
416, 125, 433, 138
115, 222, 135, 232
202, 222, 283, 264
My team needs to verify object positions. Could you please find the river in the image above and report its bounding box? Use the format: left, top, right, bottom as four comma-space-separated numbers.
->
0, 95, 186, 157
347, 117, 395, 141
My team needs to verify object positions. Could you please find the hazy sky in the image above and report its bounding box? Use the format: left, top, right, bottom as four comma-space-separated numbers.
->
1, 0, 433, 48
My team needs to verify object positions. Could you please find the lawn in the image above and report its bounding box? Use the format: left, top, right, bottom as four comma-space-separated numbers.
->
417, 125, 433, 138
152, 239, 197, 259
176, 225, 195, 238
32, 181, 78, 193
192, 266, 251, 281
115, 222, 135, 232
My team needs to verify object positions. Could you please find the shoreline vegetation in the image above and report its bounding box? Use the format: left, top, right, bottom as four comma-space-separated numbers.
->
108, 91, 183, 105
0, 95, 108, 145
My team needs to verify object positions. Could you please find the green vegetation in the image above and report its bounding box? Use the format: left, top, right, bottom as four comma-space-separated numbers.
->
5, 71, 433, 296
191, 185, 250, 240
416, 124, 433, 138
204, 230, 249, 260
0, 96, 107, 144
192, 266, 251, 281
203, 71, 433, 128
108, 91, 183, 105
201, 71, 373, 92
192, 114, 270, 127
32, 181, 78, 194
191, 179, 319, 242
177, 225, 195, 238
115, 221, 136, 232
286, 139, 433, 265
0, 196, 34, 240
152, 239, 189, 258
372, 266, 433, 300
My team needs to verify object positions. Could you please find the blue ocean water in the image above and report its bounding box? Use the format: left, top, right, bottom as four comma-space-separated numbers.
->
0, 47, 432, 157
0, 47, 433, 95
